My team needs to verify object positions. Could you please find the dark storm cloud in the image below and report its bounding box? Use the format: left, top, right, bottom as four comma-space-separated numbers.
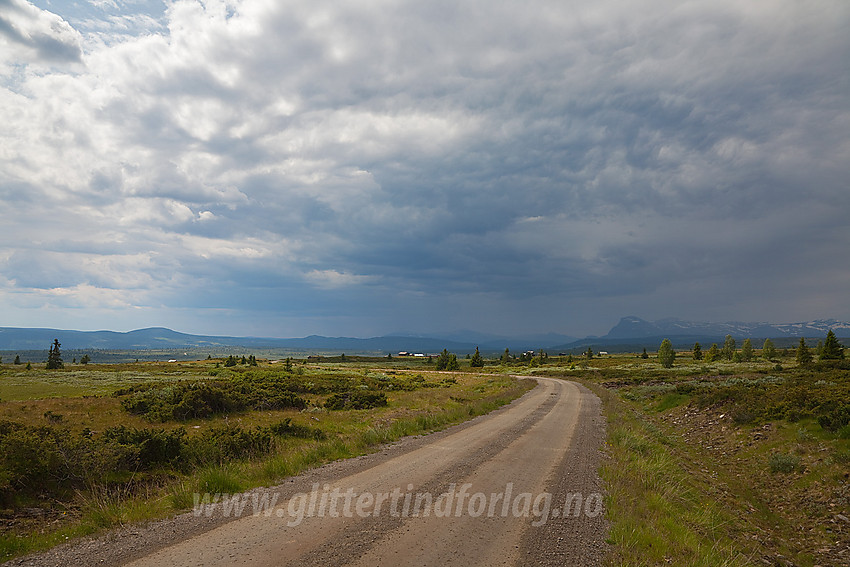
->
0, 0, 848, 336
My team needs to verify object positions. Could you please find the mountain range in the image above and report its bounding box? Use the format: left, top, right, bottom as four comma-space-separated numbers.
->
603, 316, 850, 340
0, 317, 847, 356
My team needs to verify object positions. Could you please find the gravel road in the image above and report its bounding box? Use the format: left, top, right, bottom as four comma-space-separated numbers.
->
6, 377, 608, 566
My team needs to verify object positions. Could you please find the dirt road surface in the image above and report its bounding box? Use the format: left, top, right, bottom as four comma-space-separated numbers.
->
8, 377, 607, 566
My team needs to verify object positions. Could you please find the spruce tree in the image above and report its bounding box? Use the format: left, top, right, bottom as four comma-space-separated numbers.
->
762, 339, 777, 361
705, 343, 720, 363
46, 339, 63, 369
641, 347, 649, 359
741, 338, 753, 362
692, 342, 702, 360
796, 337, 813, 366
820, 330, 845, 360
470, 347, 484, 368
658, 338, 675, 368
435, 349, 451, 370
722, 335, 736, 361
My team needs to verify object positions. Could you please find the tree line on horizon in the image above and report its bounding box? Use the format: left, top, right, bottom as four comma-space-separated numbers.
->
654, 330, 845, 368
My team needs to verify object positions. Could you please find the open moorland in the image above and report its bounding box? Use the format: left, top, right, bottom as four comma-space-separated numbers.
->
1, 338, 849, 566
0, 356, 531, 561
536, 344, 850, 567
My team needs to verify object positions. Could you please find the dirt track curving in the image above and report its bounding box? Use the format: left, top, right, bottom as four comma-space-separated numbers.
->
7, 377, 608, 566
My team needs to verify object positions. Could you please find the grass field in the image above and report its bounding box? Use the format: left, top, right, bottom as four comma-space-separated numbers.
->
532, 351, 850, 567
2, 349, 848, 565
0, 359, 533, 561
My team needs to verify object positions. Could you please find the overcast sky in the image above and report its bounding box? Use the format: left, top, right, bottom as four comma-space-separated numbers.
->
0, 0, 848, 339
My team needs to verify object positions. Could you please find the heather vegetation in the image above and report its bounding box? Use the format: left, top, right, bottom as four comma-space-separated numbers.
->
529, 331, 849, 567
1, 332, 848, 564
0, 355, 530, 560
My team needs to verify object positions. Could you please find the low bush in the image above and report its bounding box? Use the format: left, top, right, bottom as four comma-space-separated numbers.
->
325, 390, 388, 410
119, 379, 306, 421
768, 453, 800, 474
186, 425, 274, 465
816, 403, 850, 432
101, 426, 185, 468
268, 417, 326, 440
0, 417, 325, 507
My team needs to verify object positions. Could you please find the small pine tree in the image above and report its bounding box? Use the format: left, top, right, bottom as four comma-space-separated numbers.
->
447, 353, 460, 371
641, 347, 649, 360
566, 354, 573, 363
224, 355, 237, 367
722, 335, 736, 361
658, 338, 675, 368
470, 347, 484, 368
435, 349, 451, 371
80, 354, 91, 365
705, 343, 720, 363
796, 337, 813, 366
692, 342, 703, 360
585, 347, 594, 359
46, 339, 63, 370
386, 352, 393, 360
741, 338, 753, 362
284, 357, 293, 372
26, 361, 32, 370
820, 330, 845, 360
762, 339, 777, 361
501, 348, 511, 365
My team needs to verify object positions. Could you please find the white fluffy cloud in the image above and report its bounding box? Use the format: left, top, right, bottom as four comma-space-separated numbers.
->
0, 0, 848, 337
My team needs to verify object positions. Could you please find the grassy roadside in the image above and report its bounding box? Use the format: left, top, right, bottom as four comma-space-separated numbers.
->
586, 381, 753, 566
0, 367, 533, 562
558, 358, 850, 567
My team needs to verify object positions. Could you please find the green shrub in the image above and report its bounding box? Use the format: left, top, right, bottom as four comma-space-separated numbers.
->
119, 379, 306, 421
186, 425, 274, 465
0, 422, 66, 503
325, 390, 388, 410
268, 418, 326, 440
101, 426, 185, 468
817, 403, 850, 432
768, 453, 800, 474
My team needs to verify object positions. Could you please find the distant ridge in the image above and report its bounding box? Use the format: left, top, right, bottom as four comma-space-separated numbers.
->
0, 327, 474, 354
603, 316, 850, 340
0, 317, 847, 356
